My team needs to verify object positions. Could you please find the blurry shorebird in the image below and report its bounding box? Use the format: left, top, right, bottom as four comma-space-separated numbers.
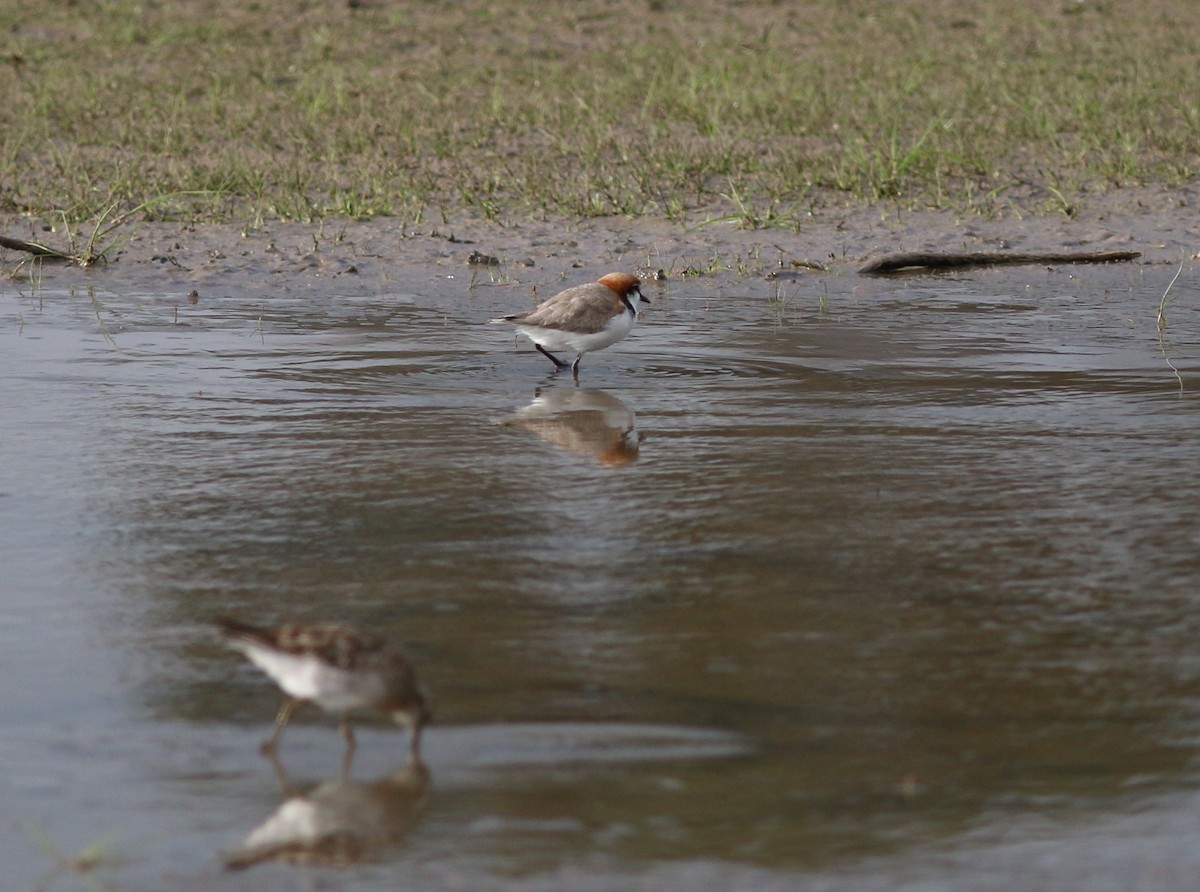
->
493, 272, 648, 377
216, 618, 430, 765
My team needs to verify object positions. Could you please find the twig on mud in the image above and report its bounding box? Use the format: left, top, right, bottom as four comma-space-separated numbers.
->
2, 191, 218, 268
0, 233, 72, 261
1156, 259, 1186, 393
858, 250, 1141, 275
1, 207, 140, 267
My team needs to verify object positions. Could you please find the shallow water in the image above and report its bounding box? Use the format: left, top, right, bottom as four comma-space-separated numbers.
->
3, 261, 1200, 890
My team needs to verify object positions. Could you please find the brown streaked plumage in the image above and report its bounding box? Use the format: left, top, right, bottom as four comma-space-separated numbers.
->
492, 272, 648, 377
216, 618, 430, 766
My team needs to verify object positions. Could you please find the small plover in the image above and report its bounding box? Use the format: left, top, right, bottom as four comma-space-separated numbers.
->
493, 272, 648, 377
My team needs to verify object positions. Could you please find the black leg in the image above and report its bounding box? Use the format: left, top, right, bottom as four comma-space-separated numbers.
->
536, 343, 568, 370
571, 355, 582, 380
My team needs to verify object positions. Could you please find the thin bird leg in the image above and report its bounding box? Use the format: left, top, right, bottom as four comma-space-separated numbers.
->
264, 748, 301, 797
339, 717, 358, 777
570, 355, 583, 379
261, 698, 301, 755
535, 343, 569, 370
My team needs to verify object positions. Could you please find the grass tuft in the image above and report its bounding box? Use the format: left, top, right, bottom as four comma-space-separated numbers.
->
0, 0, 1197, 229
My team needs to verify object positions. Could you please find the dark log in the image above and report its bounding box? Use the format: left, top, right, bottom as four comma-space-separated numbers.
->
0, 234, 69, 259
859, 250, 1141, 275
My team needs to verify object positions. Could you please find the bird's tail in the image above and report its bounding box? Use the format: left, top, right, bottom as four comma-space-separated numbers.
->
214, 616, 272, 645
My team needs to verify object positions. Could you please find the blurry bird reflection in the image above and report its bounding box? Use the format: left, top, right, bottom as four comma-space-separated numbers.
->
224, 755, 431, 870
505, 387, 642, 466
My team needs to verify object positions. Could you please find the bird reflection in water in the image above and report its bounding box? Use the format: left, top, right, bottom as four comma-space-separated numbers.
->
224, 754, 431, 870
505, 387, 642, 466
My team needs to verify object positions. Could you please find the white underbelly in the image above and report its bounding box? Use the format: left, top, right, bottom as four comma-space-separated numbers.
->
517, 311, 635, 355
245, 648, 385, 712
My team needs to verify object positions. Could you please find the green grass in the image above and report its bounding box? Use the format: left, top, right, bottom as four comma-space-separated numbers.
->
1, 0, 1197, 230
19, 820, 121, 892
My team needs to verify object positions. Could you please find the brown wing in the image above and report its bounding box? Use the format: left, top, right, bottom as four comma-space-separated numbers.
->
504, 282, 624, 334
274, 623, 391, 670
217, 618, 390, 670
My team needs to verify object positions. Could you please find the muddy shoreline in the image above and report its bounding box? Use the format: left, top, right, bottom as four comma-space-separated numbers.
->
3, 184, 1196, 296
